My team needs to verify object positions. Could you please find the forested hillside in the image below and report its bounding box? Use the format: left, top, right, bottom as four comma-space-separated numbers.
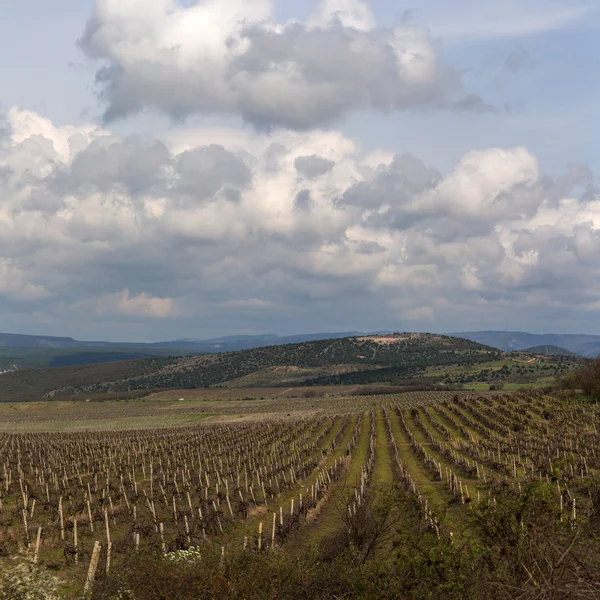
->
0, 333, 499, 401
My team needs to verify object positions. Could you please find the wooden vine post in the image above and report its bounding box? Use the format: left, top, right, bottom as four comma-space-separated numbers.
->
33, 527, 42, 564
84, 541, 101, 595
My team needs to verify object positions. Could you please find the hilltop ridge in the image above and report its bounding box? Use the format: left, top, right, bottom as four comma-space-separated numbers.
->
0, 333, 499, 402
454, 331, 600, 357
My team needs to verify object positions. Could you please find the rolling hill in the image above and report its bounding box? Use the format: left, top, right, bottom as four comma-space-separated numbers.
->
0, 330, 383, 370
149, 331, 372, 352
0, 345, 203, 371
0, 333, 500, 402
521, 345, 577, 357
0, 332, 80, 348
452, 331, 600, 357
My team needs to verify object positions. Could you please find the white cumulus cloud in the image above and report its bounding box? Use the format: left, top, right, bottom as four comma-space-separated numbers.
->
79, 0, 481, 129
93, 289, 178, 319
1, 106, 599, 336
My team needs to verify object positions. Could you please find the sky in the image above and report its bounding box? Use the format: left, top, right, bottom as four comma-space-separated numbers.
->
1, 0, 599, 341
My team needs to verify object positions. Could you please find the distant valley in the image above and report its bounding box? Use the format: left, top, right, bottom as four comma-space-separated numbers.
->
454, 331, 600, 357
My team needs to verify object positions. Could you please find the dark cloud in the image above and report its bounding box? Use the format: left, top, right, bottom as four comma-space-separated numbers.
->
175, 145, 251, 200
339, 153, 440, 214
294, 155, 335, 179
60, 136, 170, 194
294, 189, 313, 212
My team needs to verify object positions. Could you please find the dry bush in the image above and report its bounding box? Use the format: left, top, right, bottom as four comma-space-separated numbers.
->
559, 358, 600, 398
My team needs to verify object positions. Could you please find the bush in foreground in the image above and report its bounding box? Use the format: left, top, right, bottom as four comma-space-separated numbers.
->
88, 482, 600, 600
0, 560, 60, 600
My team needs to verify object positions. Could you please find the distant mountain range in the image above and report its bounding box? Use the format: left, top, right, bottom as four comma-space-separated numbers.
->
1, 329, 598, 372
0, 330, 381, 351
154, 331, 383, 352
521, 345, 578, 357
453, 331, 600, 358
0, 333, 84, 348
0, 332, 204, 370
0, 331, 386, 370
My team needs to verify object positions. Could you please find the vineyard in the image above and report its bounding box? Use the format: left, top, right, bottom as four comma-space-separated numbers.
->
2, 389, 600, 598
0, 392, 600, 597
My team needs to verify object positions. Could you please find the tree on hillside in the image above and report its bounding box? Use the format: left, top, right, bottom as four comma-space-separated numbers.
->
561, 357, 600, 398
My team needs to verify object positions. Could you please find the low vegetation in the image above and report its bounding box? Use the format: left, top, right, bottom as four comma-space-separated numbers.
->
0, 346, 202, 371
560, 355, 600, 399
0, 334, 502, 401
1, 334, 582, 403
0, 380, 599, 598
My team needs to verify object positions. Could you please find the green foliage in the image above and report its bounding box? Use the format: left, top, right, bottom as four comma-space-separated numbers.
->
561, 357, 600, 399
90, 480, 600, 600
522, 345, 578, 357
91, 523, 482, 599
0, 334, 500, 401
105, 335, 500, 394
0, 357, 178, 402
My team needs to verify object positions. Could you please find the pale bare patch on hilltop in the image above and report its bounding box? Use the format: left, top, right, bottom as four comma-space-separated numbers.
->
356, 333, 444, 345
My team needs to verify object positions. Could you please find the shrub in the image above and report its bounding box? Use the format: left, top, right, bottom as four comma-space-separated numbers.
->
0, 560, 60, 600
165, 546, 202, 565
561, 358, 600, 398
